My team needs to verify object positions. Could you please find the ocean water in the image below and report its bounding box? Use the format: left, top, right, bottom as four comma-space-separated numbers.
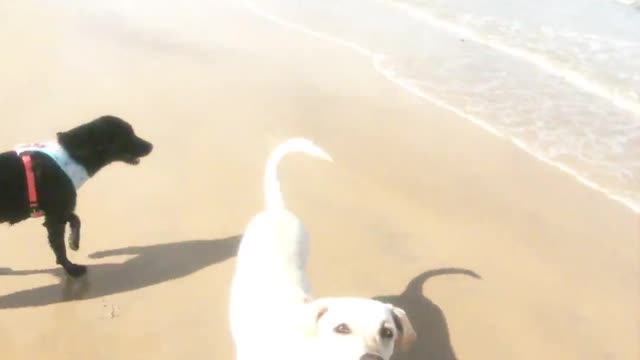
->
53, 0, 640, 212
243, 0, 640, 213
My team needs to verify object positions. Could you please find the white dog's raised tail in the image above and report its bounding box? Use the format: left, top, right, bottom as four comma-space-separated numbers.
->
264, 138, 332, 210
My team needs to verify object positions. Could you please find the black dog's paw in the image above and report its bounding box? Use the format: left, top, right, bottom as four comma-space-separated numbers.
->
63, 263, 87, 277
68, 231, 80, 251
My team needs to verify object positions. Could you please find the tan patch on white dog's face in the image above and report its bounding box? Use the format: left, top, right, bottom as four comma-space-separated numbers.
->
303, 298, 415, 360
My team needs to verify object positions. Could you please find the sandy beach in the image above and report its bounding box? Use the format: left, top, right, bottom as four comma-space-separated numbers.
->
0, 1, 638, 359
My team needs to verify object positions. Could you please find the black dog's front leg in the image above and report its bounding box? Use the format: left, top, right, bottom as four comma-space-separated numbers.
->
68, 212, 81, 251
44, 215, 86, 277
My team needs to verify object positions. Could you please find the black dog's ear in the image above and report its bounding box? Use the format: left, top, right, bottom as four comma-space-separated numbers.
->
59, 121, 113, 147
57, 130, 93, 157
56, 126, 110, 169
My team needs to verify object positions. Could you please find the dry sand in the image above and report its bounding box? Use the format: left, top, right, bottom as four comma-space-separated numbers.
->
0, 1, 638, 359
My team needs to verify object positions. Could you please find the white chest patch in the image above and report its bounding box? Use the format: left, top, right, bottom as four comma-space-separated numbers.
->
15, 141, 90, 190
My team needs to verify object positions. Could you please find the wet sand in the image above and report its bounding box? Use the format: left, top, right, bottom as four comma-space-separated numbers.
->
0, 1, 638, 359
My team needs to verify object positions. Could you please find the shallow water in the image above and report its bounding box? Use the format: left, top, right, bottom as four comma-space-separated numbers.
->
243, 0, 640, 212
52, 0, 640, 212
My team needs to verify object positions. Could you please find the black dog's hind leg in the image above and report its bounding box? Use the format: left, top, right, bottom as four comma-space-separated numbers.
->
44, 215, 86, 277
68, 212, 81, 251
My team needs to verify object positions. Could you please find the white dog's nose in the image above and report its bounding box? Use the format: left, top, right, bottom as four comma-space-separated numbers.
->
360, 354, 383, 360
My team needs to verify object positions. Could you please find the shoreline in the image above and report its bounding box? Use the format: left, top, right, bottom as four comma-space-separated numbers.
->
244, 0, 640, 215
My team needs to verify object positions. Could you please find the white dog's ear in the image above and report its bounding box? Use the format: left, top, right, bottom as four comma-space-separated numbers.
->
390, 306, 416, 352
301, 298, 330, 337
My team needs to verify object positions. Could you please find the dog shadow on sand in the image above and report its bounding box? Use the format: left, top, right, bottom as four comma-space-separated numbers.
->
0, 235, 240, 309
374, 268, 481, 360
0, 239, 480, 360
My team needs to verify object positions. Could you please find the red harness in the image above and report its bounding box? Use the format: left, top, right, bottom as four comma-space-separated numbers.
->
20, 154, 44, 218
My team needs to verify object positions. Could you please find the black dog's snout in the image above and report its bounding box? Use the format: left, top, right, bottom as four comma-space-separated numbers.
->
142, 140, 153, 154
135, 138, 153, 156
360, 354, 383, 360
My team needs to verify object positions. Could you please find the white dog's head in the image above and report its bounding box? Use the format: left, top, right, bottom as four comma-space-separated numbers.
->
299, 297, 416, 360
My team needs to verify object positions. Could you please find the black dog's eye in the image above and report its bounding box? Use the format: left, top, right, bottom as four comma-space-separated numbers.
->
334, 323, 351, 335
380, 327, 394, 339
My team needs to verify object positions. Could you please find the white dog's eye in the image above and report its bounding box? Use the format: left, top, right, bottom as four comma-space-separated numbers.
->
334, 323, 352, 335
379, 327, 394, 339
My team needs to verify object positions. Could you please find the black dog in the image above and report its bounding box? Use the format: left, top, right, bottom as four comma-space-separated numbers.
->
0, 115, 153, 277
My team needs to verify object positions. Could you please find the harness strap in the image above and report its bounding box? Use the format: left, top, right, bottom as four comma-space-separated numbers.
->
21, 154, 44, 218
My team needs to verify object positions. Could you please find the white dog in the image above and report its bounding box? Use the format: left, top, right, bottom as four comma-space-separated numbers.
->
229, 138, 416, 360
